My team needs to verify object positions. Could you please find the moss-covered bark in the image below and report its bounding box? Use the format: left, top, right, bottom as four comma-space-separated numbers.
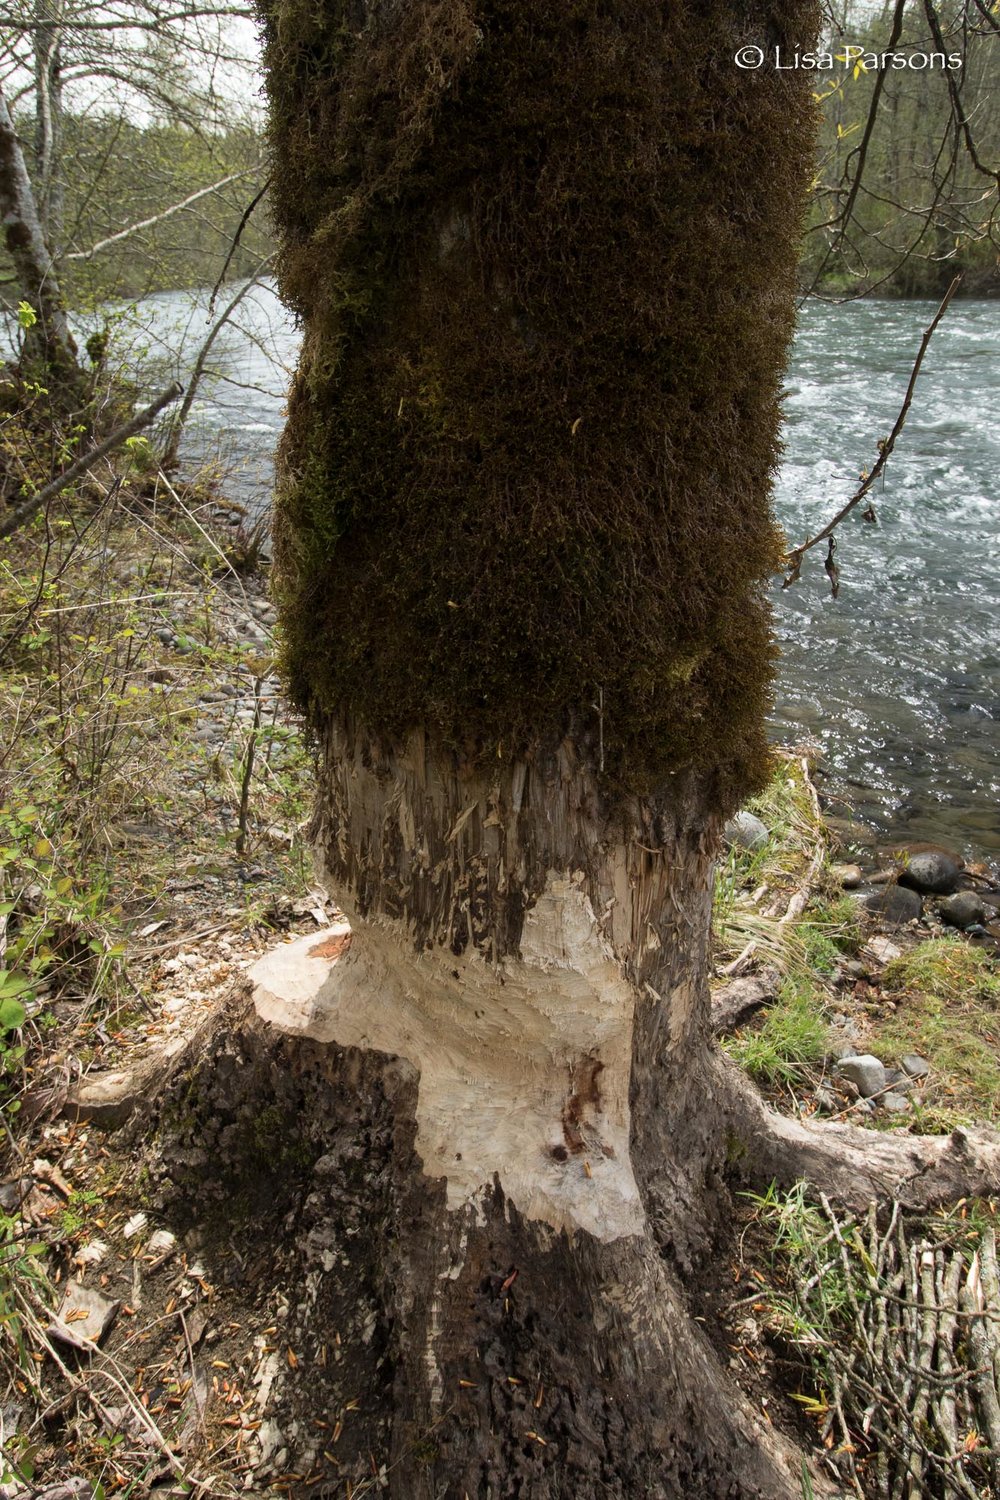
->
262, 0, 818, 804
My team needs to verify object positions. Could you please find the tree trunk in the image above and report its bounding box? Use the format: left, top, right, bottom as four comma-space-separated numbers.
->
0, 81, 80, 396
34, 0, 65, 254
238, 725, 816, 1495
252, 1, 827, 1491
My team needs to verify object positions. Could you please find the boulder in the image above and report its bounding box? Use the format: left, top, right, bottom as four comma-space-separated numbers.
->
723, 811, 769, 853
898, 850, 961, 896
864, 885, 923, 925
834, 1054, 887, 1098
938, 890, 986, 929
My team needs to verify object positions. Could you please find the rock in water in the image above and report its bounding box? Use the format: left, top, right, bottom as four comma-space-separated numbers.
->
938, 890, 987, 929
864, 885, 923, 924
723, 811, 769, 853
898, 850, 961, 895
835, 1054, 887, 1098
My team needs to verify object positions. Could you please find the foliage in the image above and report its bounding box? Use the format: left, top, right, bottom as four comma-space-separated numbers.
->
802, 1, 1000, 296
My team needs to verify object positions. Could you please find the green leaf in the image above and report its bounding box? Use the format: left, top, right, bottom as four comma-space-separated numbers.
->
0, 996, 26, 1031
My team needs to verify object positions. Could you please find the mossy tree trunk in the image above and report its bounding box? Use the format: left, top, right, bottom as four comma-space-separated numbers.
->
258, 1, 823, 1493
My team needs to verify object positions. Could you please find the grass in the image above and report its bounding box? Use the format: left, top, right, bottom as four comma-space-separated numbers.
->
715, 757, 869, 1088
725, 977, 829, 1087
877, 938, 1000, 1124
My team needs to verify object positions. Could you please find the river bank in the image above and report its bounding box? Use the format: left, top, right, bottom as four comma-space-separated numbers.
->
0, 461, 998, 1498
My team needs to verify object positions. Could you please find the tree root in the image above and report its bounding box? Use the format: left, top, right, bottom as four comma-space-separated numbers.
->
715, 1053, 1000, 1212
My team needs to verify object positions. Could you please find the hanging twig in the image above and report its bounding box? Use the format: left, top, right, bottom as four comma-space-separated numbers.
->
160, 257, 275, 469
208, 175, 273, 313
781, 275, 961, 594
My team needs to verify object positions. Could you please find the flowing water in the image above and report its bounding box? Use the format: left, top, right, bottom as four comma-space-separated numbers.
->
127, 283, 1000, 857
773, 298, 999, 857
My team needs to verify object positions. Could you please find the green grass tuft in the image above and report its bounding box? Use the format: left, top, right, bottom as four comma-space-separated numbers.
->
724, 978, 828, 1087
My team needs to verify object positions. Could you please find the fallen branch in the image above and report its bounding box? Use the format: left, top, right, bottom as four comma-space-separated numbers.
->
781, 275, 961, 592
0, 382, 182, 542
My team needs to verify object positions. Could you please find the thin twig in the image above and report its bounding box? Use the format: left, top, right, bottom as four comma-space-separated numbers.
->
781, 275, 961, 591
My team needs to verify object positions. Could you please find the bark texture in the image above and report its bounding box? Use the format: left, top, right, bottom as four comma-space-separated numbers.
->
252, 0, 832, 1492
0, 81, 79, 392
146, 1000, 818, 1500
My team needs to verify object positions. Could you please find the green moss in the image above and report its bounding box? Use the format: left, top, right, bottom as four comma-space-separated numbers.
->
260, 0, 820, 801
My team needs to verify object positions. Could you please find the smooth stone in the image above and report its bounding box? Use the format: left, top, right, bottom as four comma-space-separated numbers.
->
900, 1053, 931, 1080
885, 1068, 913, 1093
938, 891, 987, 929
832, 863, 863, 890
835, 1054, 887, 1098
881, 1091, 911, 1114
898, 851, 961, 896
723, 812, 769, 853
864, 885, 923, 925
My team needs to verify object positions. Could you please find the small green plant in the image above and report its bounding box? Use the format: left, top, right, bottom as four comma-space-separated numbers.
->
0, 1210, 50, 1397
724, 978, 828, 1086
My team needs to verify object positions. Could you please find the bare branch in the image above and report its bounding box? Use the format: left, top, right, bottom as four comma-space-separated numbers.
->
63, 166, 257, 260
781, 273, 961, 590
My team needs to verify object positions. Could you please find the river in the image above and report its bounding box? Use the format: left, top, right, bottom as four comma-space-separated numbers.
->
129, 282, 1000, 858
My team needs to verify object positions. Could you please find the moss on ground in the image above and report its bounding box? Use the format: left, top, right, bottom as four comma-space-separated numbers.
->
878, 939, 1000, 1123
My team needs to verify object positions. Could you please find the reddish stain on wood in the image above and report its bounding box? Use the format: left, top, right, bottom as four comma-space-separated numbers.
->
308, 932, 353, 961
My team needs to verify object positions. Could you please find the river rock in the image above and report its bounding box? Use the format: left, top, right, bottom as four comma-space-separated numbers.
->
881, 1091, 910, 1114
864, 885, 923, 924
900, 1053, 930, 1080
835, 1054, 887, 1098
723, 812, 769, 853
938, 890, 986, 929
898, 850, 961, 895
831, 863, 863, 890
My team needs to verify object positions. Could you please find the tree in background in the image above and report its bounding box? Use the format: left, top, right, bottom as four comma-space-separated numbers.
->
804, 0, 1000, 295
0, 0, 272, 415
